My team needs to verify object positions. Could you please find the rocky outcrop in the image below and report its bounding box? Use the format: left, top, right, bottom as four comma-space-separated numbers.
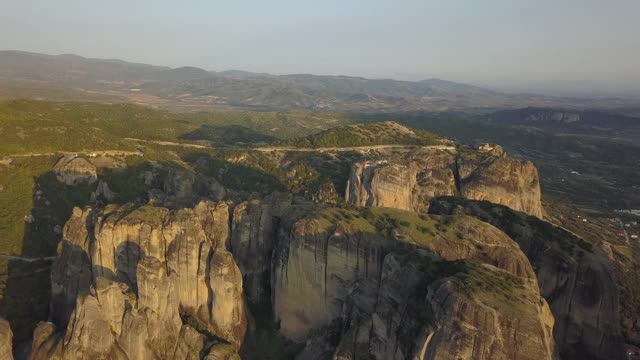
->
345, 150, 457, 212
35, 191, 561, 359
90, 179, 116, 202
330, 252, 554, 360
459, 155, 543, 218
207, 251, 246, 348
31, 273, 240, 360
423, 276, 554, 360
0, 319, 13, 360
53, 155, 97, 185
429, 196, 624, 360
272, 216, 390, 341
344, 147, 543, 218
346, 162, 418, 211
271, 206, 554, 359
475, 143, 505, 157
50, 206, 93, 327
35, 200, 246, 359
159, 168, 226, 207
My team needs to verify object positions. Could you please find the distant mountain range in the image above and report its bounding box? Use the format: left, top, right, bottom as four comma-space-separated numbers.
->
480, 107, 640, 140
1, 50, 638, 112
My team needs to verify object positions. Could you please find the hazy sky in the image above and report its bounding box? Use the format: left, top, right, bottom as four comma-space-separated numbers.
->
2, 0, 639, 95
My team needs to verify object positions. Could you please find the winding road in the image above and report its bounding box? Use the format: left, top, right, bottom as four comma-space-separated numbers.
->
124, 137, 457, 153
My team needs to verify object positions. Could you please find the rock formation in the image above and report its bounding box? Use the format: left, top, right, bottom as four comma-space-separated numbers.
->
429, 196, 625, 360
22, 148, 613, 360
345, 150, 457, 213
269, 205, 555, 359
33, 200, 245, 359
345, 146, 543, 218
53, 155, 98, 185
90, 179, 116, 202
346, 162, 418, 211
0, 319, 13, 360
151, 167, 226, 208
230, 193, 293, 306
459, 155, 543, 218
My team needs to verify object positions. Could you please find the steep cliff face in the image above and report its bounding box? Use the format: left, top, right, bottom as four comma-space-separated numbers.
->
345, 162, 418, 211
459, 156, 543, 218
32, 200, 245, 359
429, 196, 624, 360
0, 319, 13, 360
423, 276, 555, 360
230, 193, 293, 306
270, 205, 554, 359
345, 150, 457, 213
272, 216, 390, 341
344, 147, 543, 218
328, 251, 555, 360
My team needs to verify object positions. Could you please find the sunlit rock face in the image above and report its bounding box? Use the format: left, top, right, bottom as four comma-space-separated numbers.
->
345, 147, 543, 218
0, 319, 13, 360
459, 156, 543, 218
31, 200, 245, 359
269, 206, 555, 360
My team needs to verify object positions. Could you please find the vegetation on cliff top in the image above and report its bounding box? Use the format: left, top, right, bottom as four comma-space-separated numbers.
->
277, 121, 444, 148
0, 100, 355, 154
299, 204, 538, 320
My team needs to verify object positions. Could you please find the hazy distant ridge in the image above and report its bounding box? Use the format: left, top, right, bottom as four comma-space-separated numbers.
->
1, 50, 637, 112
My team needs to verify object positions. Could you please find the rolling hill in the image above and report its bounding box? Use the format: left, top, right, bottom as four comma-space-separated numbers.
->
2, 50, 638, 112
278, 121, 445, 148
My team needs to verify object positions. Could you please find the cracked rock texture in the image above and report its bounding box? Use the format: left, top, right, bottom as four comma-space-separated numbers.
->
269, 206, 554, 359
0, 319, 13, 360
345, 147, 543, 218
31, 200, 244, 359
429, 196, 624, 360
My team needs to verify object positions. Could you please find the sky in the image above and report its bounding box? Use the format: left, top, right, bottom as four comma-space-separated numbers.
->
1, 0, 639, 96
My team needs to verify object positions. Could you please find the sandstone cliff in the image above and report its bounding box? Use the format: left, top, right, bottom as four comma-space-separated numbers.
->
459, 155, 543, 218
345, 146, 543, 218
429, 196, 624, 360
263, 205, 555, 359
0, 319, 13, 360
32, 200, 245, 359
345, 150, 457, 213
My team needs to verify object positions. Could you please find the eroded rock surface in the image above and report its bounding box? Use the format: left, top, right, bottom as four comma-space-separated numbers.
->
345, 150, 457, 213
345, 147, 543, 218
34, 200, 245, 359
459, 155, 543, 218
271, 205, 554, 359
429, 196, 624, 360
0, 319, 13, 360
